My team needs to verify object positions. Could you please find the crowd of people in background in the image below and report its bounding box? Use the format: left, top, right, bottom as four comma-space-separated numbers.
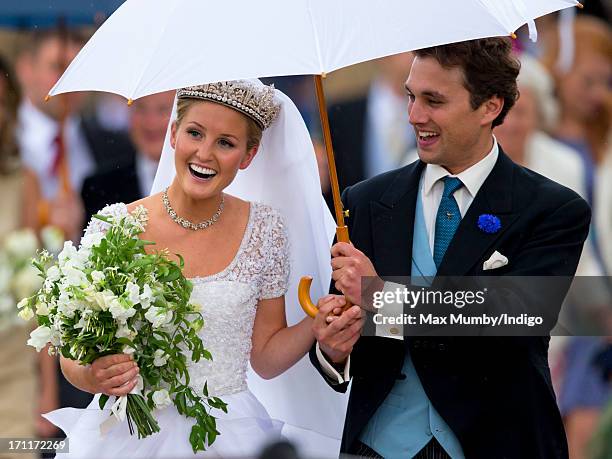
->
0, 5, 610, 459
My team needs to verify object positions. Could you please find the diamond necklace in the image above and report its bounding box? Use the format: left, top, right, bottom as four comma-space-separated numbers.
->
162, 188, 225, 230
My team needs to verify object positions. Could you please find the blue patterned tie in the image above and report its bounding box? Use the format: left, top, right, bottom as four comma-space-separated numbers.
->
433, 177, 463, 268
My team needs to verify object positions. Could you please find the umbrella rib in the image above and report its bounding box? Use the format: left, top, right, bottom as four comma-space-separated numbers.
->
472, 0, 516, 36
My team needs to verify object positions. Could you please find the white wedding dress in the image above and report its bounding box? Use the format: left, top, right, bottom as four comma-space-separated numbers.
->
45, 201, 289, 458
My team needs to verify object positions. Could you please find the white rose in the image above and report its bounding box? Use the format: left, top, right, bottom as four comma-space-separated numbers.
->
144, 306, 173, 329
42, 279, 54, 294
125, 281, 140, 306
12, 265, 43, 299
115, 323, 137, 340
57, 286, 71, 305
90, 289, 114, 311
153, 349, 168, 367
27, 326, 53, 352
132, 319, 146, 332
16, 297, 28, 309
62, 264, 88, 288
115, 324, 128, 338
17, 305, 33, 321
46, 265, 61, 283
109, 299, 136, 322
58, 241, 78, 266
139, 284, 154, 309
122, 345, 136, 355
152, 389, 172, 410
35, 301, 49, 316
91, 270, 105, 285
80, 232, 104, 250
4, 229, 38, 261
60, 248, 88, 272
56, 289, 77, 318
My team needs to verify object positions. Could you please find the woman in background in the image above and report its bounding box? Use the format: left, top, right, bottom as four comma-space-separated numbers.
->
541, 15, 612, 459
542, 15, 611, 273
0, 54, 38, 458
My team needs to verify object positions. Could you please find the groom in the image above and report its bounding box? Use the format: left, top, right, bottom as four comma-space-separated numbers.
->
310, 38, 590, 458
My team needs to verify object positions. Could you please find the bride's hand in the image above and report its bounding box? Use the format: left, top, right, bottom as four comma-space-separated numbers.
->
86, 354, 140, 396
313, 295, 364, 365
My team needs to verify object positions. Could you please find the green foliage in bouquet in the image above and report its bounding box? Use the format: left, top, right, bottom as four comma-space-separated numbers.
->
19, 205, 227, 452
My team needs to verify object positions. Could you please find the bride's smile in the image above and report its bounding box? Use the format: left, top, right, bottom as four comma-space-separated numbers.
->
188, 163, 218, 180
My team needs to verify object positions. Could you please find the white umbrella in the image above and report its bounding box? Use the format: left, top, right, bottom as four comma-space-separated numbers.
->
48, 0, 583, 242
49, 0, 580, 101
47, 0, 583, 283
48, 0, 583, 454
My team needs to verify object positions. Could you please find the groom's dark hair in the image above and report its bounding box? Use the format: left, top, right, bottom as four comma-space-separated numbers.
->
415, 37, 520, 128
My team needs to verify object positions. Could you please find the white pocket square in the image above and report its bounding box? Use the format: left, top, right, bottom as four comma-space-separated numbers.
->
483, 250, 508, 270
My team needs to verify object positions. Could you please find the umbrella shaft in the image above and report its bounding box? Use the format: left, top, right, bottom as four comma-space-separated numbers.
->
313, 75, 346, 233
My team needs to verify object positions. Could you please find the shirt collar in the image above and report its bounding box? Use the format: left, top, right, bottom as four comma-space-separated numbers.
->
18, 98, 81, 139
19, 98, 58, 137
423, 136, 499, 198
367, 79, 409, 127
136, 152, 159, 196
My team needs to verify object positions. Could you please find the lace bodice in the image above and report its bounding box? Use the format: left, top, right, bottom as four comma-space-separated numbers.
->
84, 201, 290, 397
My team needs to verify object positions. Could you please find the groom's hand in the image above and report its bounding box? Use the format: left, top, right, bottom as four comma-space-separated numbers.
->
331, 242, 380, 306
313, 295, 364, 364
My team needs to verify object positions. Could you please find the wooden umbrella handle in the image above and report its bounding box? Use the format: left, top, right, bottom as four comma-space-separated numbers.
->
299, 225, 353, 318
298, 75, 354, 318
298, 276, 318, 318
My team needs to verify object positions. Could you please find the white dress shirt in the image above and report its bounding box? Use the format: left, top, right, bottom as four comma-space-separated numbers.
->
421, 138, 499, 252
136, 153, 160, 198
365, 79, 416, 178
319, 138, 499, 382
18, 99, 95, 199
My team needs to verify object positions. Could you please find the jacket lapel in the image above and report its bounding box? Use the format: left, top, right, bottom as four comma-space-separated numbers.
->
437, 150, 520, 276
371, 161, 425, 277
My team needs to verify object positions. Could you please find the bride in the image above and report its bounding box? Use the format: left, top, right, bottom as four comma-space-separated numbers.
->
44, 80, 344, 457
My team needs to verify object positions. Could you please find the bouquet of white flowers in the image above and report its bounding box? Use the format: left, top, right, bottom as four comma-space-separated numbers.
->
18, 205, 226, 452
0, 228, 51, 332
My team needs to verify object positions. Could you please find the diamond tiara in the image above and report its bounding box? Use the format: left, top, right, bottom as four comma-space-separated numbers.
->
177, 80, 281, 129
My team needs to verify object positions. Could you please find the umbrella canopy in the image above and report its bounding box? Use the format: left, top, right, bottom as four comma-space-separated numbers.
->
0, 0, 125, 28
49, 0, 579, 100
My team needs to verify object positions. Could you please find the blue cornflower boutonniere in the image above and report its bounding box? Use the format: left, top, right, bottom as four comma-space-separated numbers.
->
477, 214, 501, 234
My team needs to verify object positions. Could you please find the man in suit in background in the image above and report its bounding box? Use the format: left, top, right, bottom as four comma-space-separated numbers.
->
81, 90, 175, 221
16, 29, 133, 241
324, 52, 416, 210
311, 38, 590, 458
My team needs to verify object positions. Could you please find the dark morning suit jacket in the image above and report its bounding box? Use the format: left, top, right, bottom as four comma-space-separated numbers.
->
323, 98, 368, 210
80, 118, 135, 173
81, 159, 141, 225
310, 149, 591, 458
